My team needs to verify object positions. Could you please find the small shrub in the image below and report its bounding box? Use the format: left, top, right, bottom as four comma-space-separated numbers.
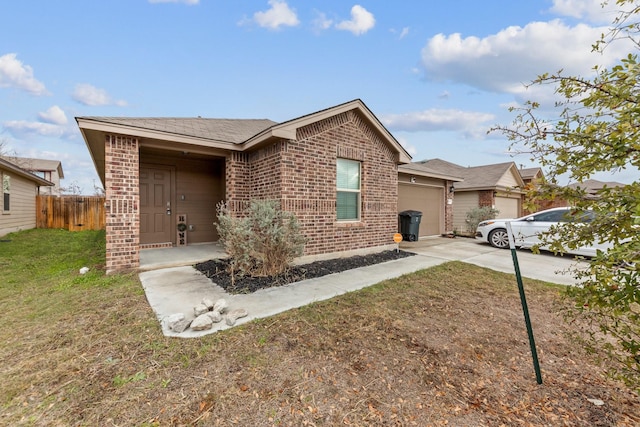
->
465, 206, 500, 233
216, 200, 307, 278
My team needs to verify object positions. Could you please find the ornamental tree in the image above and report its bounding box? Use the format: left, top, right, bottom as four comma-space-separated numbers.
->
491, 0, 640, 390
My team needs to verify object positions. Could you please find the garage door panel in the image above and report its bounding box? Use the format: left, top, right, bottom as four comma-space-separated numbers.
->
495, 197, 520, 219
398, 184, 443, 236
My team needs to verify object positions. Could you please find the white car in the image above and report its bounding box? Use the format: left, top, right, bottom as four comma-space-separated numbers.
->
475, 207, 610, 257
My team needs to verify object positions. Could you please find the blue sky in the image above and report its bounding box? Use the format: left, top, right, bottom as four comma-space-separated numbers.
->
1, 0, 637, 193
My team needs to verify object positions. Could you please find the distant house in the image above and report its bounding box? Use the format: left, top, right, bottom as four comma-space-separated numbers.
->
567, 179, 626, 197
519, 167, 544, 188
1, 157, 65, 196
0, 157, 53, 237
415, 159, 526, 233
397, 162, 463, 237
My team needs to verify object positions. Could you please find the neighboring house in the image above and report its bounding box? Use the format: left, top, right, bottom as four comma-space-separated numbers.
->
0, 157, 53, 237
78, 99, 460, 273
416, 159, 526, 233
567, 179, 626, 197
519, 167, 543, 188
0, 156, 64, 196
397, 162, 463, 237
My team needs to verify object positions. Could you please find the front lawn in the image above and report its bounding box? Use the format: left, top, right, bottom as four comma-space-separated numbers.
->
0, 229, 637, 426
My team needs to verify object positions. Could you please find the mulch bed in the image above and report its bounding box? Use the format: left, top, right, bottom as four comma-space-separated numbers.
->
194, 250, 415, 294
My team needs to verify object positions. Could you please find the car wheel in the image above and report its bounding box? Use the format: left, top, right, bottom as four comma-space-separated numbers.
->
488, 229, 509, 249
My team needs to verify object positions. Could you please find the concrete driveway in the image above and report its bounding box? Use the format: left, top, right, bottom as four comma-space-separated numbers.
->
400, 237, 589, 286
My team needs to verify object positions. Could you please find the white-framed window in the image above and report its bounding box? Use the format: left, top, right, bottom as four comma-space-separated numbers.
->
336, 158, 361, 221
2, 173, 10, 212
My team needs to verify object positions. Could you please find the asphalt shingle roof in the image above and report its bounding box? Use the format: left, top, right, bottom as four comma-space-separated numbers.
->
78, 117, 278, 144
417, 159, 516, 189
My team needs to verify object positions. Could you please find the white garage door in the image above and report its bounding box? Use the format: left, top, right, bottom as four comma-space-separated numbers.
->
398, 183, 443, 236
495, 196, 520, 219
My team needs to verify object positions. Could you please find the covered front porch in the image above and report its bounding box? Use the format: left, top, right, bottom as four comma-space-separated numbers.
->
139, 242, 227, 271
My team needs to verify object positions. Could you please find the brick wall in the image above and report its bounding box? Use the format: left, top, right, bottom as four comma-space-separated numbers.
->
478, 190, 494, 208
104, 134, 140, 273
226, 110, 399, 256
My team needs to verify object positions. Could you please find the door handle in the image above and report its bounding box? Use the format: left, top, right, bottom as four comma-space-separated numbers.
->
166, 201, 171, 215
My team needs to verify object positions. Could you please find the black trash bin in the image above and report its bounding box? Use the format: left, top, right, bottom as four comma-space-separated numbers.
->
398, 210, 422, 241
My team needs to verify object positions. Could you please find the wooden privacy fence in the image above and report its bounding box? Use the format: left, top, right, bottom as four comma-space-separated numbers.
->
37, 195, 106, 231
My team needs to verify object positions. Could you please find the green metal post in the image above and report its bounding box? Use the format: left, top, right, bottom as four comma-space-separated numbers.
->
505, 222, 543, 385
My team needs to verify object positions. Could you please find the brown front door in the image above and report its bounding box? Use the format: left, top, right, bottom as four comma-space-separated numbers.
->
140, 166, 173, 245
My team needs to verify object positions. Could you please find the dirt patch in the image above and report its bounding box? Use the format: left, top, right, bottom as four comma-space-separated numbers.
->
194, 249, 415, 293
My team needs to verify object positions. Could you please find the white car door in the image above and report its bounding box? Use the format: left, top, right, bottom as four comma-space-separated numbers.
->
511, 210, 569, 249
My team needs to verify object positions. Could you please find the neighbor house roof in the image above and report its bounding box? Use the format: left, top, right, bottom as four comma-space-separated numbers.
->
0, 157, 54, 187
416, 159, 525, 192
77, 99, 413, 184
567, 179, 626, 195
398, 162, 463, 182
519, 167, 542, 181
3, 157, 65, 179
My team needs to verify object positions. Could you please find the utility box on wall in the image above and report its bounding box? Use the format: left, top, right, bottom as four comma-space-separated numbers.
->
177, 214, 187, 246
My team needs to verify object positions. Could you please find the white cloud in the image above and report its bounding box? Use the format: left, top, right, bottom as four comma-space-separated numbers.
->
0, 53, 48, 96
2, 105, 75, 139
550, 0, 620, 24
399, 27, 409, 39
38, 105, 68, 125
252, 0, 299, 30
72, 83, 127, 107
312, 11, 333, 32
148, 0, 199, 4
420, 20, 629, 96
381, 108, 495, 134
336, 5, 375, 36
3, 120, 67, 138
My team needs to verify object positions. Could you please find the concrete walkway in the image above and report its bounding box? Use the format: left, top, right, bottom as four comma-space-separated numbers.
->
138, 237, 588, 338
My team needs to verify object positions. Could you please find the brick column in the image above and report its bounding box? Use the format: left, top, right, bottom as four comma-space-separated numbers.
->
225, 152, 250, 214
104, 134, 139, 273
445, 180, 455, 233
478, 190, 495, 208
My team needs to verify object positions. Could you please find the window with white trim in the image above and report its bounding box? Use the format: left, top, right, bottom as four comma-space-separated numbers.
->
336, 158, 361, 221
2, 174, 10, 212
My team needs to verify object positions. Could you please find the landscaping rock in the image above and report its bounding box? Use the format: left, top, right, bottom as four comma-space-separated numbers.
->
226, 308, 248, 326
191, 313, 214, 331
172, 318, 192, 333
165, 313, 184, 327
213, 299, 228, 314
202, 297, 214, 310
165, 313, 193, 333
207, 311, 223, 323
193, 303, 209, 316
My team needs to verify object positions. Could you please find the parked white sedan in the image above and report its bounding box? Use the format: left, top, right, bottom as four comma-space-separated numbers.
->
475, 207, 609, 257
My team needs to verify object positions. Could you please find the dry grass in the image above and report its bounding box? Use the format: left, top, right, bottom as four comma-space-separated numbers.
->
0, 229, 638, 426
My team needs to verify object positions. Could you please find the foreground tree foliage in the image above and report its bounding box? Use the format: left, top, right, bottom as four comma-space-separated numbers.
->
491, 0, 640, 390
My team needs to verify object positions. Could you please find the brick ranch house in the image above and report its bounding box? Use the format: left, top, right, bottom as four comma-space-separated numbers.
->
77, 99, 458, 273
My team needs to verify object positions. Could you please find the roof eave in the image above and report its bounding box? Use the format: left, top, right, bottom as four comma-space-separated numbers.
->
398, 166, 463, 182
